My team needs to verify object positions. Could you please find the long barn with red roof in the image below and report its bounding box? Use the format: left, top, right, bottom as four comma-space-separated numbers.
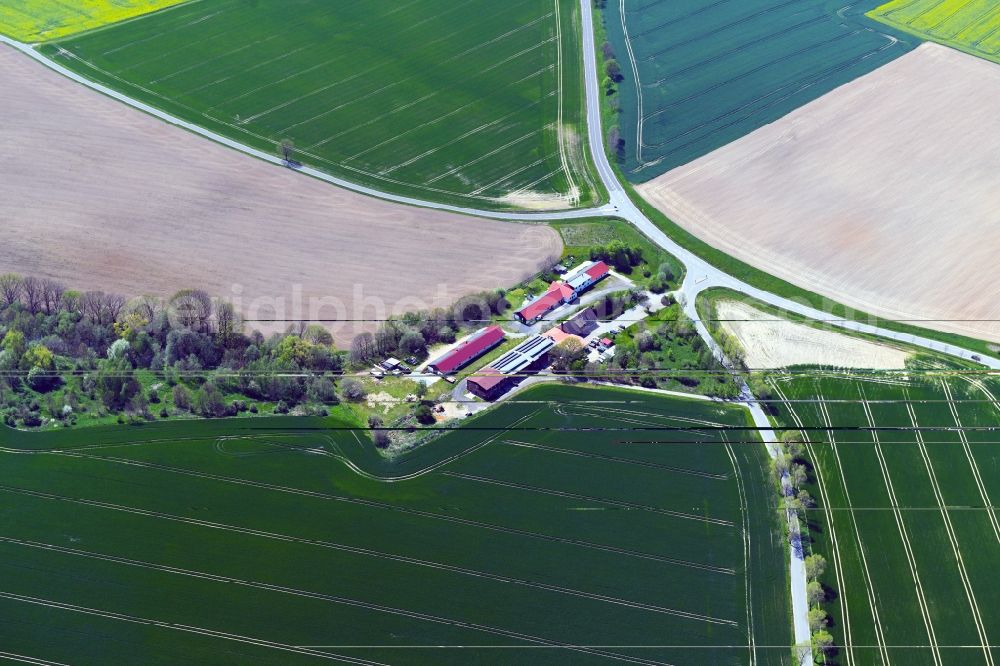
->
426, 325, 505, 375
513, 261, 609, 324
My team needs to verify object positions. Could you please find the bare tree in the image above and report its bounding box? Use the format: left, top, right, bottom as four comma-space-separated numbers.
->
100, 293, 127, 325
0, 273, 23, 307
279, 138, 294, 163
80, 291, 104, 322
41, 278, 65, 315
128, 295, 163, 322
215, 301, 242, 348
170, 289, 213, 332
21, 276, 43, 314
350, 332, 376, 365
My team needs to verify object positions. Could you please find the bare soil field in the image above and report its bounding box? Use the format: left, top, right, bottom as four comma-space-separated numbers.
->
638, 43, 1000, 343
717, 301, 910, 369
0, 45, 561, 342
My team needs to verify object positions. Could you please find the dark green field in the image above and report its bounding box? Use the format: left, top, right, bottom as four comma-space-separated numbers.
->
0, 384, 788, 665
601, 0, 916, 179
770, 373, 1000, 665
40, 0, 597, 209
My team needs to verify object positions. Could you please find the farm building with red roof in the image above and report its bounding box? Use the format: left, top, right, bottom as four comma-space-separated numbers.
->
513, 261, 610, 324
514, 283, 574, 324
427, 325, 505, 375
467, 367, 510, 401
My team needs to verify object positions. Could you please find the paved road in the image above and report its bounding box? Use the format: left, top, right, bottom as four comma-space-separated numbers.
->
574, 0, 998, 371
8, 14, 999, 658
5, 31, 994, 369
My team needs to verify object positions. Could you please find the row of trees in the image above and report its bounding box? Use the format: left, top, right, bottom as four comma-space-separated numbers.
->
775, 431, 836, 663
0, 272, 346, 428
603, 297, 741, 397
596, 21, 626, 162
348, 290, 508, 367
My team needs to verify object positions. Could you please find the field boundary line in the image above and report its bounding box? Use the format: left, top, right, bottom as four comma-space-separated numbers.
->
771, 381, 855, 666
2, 36, 611, 218
306, 409, 541, 482
941, 379, 1000, 545
502, 439, 729, 479
559, 403, 727, 427
722, 435, 756, 666
858, 385, 942, 666
816, 396, 890, 665
441, 471, 737, 529
554, 0, 577, 201
0, 590, 381, 665
905, 400, 994, 666
0, 534, 704, 635
27, 449, 729, 572
619, 0, 647, 165
0, 651, 68, 666
0, 541, 667, 665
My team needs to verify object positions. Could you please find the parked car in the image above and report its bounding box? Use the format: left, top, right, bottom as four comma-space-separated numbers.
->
405, 356, 419, 365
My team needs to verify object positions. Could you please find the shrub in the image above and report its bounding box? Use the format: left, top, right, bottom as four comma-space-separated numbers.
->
172, 384, 191, 411
340, 378, 366, 402
414, 403, 435, 425
307, 376, 338, 404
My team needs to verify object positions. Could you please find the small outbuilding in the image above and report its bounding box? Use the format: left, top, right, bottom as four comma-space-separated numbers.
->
561, 307, 599, 337
467, 368, 510, 401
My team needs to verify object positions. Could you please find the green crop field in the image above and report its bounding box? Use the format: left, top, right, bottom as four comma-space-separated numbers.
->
0, 0, 189, 42
769, 373, 1000, 665
0, 384, 789, 665
869, 0, 1000, 65
38, 0, 597, 210
600, 0, 915, 179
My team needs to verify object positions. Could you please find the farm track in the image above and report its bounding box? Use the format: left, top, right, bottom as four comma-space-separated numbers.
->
3, 1, 1000, 660
0, 514, 713, 633
905, 402, 994, 666
0, 385, 760, 664
35, 448, 737, 574
34, 0, 592, 208
817, 397, 890, 665
941, 380, 1000, 545
2, 15, 995, 372
440, 471, 736, 527
722, 436, 757, 665
858, 389, 942, 666
501, 439, 730, 479
772, 382, 854, 666
0, 588, 381, 666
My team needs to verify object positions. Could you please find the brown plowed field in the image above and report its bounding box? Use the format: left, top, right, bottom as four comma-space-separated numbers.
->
0, 45, 561, 341
638, 44, 1000, 343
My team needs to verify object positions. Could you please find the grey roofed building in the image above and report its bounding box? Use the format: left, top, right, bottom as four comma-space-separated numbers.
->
491, 335, 555, 375
561, 307, 599, 337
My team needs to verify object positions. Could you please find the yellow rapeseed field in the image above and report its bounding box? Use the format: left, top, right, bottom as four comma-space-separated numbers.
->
0, 0, 189, 42
870, 0, 1000, 65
